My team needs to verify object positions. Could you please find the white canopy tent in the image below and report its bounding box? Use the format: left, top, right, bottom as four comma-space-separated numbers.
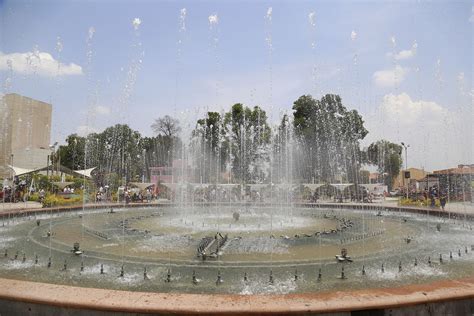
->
301, 183, 326, 191
73, 167, 96, 179
7, 165, 38, 177
7, 165, 96, 179
329, 183, 355, 191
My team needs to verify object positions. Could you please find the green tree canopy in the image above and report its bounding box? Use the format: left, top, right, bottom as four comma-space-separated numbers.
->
366, 140, 402, 189
292, 94, 368, 183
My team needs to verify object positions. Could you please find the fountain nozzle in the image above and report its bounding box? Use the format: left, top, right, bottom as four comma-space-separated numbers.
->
192, 270, 199, 285
216, 270, 223, 285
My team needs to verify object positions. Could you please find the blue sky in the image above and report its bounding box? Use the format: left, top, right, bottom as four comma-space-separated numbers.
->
1, 0, 472, 170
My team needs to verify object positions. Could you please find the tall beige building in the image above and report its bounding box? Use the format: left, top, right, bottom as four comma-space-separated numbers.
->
0, 93, 52, 178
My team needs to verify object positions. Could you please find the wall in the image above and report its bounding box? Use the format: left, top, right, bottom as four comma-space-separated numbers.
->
0, 93, 52, 178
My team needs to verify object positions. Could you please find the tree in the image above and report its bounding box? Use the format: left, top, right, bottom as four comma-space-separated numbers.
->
223, 104, 271, 183
366, 140, 402, 189
151, 115, 181, 166
190, 104, 272, 184
191, 111, 226, 182
58, 134, 86, 170
359, 170, 370, 184
292, 94, 368, 183
273, 114, 291, 183
151, 115, 181, 137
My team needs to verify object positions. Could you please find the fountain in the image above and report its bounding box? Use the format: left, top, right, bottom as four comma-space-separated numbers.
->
0, 4, 473, 316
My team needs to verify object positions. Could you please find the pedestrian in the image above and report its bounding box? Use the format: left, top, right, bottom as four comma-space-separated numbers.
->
440, 195, 447, 211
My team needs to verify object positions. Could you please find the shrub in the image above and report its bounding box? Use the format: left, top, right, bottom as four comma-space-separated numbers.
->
400, 197, 440, 207
42, 194, 82, 208
28, 193, 40, 202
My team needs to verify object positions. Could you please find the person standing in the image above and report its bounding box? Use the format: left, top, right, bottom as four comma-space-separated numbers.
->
440, 195, 447, 211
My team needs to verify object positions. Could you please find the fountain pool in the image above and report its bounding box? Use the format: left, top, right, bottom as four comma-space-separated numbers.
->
1, 203, 472, 296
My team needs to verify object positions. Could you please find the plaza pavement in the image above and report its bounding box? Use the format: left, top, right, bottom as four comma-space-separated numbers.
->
0, 198, 473, 215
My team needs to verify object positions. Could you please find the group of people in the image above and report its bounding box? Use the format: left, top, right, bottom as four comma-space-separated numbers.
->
117, 186, 154, 204
424, 186, 447, 210
62, 187, 75, 194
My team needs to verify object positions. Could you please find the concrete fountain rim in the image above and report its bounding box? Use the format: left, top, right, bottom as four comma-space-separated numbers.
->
0, 277, 472, 314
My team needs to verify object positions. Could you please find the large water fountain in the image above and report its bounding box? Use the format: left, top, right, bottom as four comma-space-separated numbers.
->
1, 4, 473, 315
1, 201, 473, 296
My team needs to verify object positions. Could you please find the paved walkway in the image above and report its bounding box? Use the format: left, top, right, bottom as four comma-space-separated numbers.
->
0, 199, 473, 216
377, 198, 474, 215
0, 201, 42, 212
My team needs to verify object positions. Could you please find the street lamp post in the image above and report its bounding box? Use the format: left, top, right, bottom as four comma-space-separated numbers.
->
10, 154, 14, 178
10, 154, 14, 202
401, 142, 410, 200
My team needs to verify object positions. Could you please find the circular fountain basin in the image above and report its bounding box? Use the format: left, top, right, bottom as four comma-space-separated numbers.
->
0, 203, 473, 314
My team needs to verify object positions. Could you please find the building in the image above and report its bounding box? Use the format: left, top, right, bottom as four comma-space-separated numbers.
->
149, 159, 194, 184
0, 93, 52, 178
432, 164, 473, 201
393, 167, 429, 189
368, 172, 380, 184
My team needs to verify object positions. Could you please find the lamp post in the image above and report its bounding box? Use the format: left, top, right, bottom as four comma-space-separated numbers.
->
10, 154, 14, 179
10, 154, 14, 202
401, 142, 410, 199
49, 142, 58, 193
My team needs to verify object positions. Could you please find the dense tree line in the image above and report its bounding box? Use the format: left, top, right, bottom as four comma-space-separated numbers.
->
57, 93, 402, 189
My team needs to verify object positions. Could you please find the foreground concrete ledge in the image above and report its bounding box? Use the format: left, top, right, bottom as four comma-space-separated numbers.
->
0, 277, 472, 315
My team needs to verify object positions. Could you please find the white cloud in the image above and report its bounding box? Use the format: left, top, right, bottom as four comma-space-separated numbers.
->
392, 49, 413, 60
386, 41, 417, 60
0, 51, 83, 77
379, 93, 447, 126
373, 65, 409, 88
95, 105, 111, 115
469, 6, 474, 23
363, 93, 471, 170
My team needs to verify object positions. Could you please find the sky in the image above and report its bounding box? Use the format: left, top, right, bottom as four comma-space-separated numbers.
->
0, 0, 472, 171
